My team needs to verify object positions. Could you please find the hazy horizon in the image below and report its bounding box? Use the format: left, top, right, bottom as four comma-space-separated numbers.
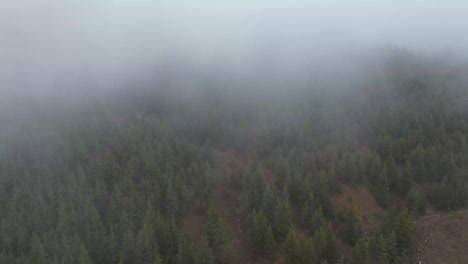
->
1, 0, 468, 103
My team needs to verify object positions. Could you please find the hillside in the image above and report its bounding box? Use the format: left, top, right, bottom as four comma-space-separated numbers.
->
415, 210, 468, 264
0, 51, 467, 264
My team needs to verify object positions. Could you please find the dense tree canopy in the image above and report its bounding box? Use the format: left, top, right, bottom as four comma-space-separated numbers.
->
0, 50, 467, 263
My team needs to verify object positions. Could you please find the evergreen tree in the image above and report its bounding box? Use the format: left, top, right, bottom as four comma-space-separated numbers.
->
273, 199, 292, 242
262, 185, 278, 223
281, 228, 299, 264
376, 172, 390, 208
196, 236, 215, 264
368, 232, 389, 264
264, 225, 276, 260
154, 255, 163, 264
298, 236, 317, 264
246, 210, 276, 259
311, 207, 326, 233
406, 187, 426, 215
349, 238, 369, 264
313, 226, 328, 261
61, 246, 74, 264
176, 233, 195, 264
342, 205, 363, 246
78, 241, 93, 264
324, 224, 340, 264
205, 205, 225, 249
28, 234, 47, 264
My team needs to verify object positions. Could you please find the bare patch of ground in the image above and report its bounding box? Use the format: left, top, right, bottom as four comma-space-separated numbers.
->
334, 185, 385, 224
415, 210, 468, 264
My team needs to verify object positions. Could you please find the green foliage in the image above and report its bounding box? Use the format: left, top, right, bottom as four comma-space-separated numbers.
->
297, 236, 317, 264
176, 233, 195, 264
205, 205, 226, 249
368, 232, 389, 264
341, 205, 363, 245
349, 238, 369, 264
1, 51, 467, 264
281, 228, 299, 264
262, 185, 278, 223
314, 225, 340, 264
273, 199, 292, 242
246, 210, 276, 259
311, 207, 326, 233
196, 236, 215, 264
430, 176, 468, 210
379, 209, 416, 262
406, 187, 426, 216
28, 234, 47, 264
324, 225, 341, 264
376, 172, 390, 208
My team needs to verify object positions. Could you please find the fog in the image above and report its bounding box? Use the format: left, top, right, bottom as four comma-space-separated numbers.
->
1, 0, 468, 106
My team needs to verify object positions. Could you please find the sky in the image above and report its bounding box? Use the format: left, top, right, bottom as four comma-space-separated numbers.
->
1, 0, 468, 102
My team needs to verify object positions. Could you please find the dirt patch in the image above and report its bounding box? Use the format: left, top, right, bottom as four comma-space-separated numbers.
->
415, 210, 468, 264
185, 213, 207, 248
416, 182, 437, 197
334, 185, 385, 225
213, 186, 251, 260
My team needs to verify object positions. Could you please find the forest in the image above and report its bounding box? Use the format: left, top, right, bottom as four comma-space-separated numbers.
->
0, 48, 468, 264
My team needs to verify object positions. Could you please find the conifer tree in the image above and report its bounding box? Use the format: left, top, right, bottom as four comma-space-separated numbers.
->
281, 228, 299, 264
28, 234, 47, 264
342, 205, 363, 245
376, 172, 390, 208
273, 199, 292, 242
196, 236, 215, 264
205, 205, 225, 249
349, 238, 369, 264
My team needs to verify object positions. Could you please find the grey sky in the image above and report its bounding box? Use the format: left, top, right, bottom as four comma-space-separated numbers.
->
1, 0, 468, 101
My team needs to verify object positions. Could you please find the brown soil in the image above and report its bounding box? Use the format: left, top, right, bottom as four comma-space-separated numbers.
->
415, 210, 468, 264
185, 213, 207, 248
334, 184, 385, 225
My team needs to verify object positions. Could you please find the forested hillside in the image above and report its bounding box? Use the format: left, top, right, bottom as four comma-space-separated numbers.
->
1, 50, 467, 264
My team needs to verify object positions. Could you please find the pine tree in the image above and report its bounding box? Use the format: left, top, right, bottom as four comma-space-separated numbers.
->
273, 199, 292, 242
376, 172, 390, 208
325, 224, 340, 264
313, 226, 328, 260
122, 227, 136, 263
196, 236, 214, 264
397, 165, 414, 196
281, 228, 299, 264
247, 210, 276, 259
349, 238, 369, 264
205, 205, 225, 248
28, 234, 47, 264
154, 255, 163, 264
411, 146, 427, 182
154, 213, 173, 256
394, 210, 416, 257
298, 236, 316, 264
61, 245, 74, 264
300, 201, 312, 228
264, 225, 276, 260
406, 187, 426, 216
78, 241, 93, 264
342, 205, 363, 245
368, 232, 389, 264
311, 207, 326, 233
262, 185, 277, 223
135, 209, 157, 264
176, 233, 195, 264
106, 230, 120, 263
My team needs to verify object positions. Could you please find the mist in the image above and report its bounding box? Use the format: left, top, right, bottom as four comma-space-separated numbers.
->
2, 2, 468, 262
2, 1, 468, 100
